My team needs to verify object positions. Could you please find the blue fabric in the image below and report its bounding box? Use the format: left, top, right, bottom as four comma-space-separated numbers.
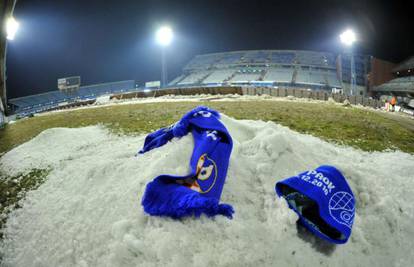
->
138, 106, 234, 219
275, 165, 356, 244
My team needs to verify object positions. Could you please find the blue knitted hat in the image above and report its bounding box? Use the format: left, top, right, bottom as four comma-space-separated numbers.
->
275, 165, 356, 244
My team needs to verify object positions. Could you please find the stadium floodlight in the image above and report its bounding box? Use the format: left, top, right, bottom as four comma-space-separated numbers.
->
339, 29, 356, 46
6, 17, 19, 41
156, 26, 173, 46
339, 29, 357, 96
155, 26, 173, 87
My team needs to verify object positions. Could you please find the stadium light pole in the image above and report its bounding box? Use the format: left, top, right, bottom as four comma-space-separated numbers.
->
340, 29, 357, 96
156, 26, 173, 88
1, 15, 19, 118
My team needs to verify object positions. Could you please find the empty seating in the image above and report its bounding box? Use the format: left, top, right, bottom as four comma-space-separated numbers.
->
177, 71, 211, 85
172, 50, 344, 88
202, 69, 235, 84
374, 76, 414, 93
295, 51, 336, 68
271, 52, 295, 64
263, 68, 294, 82
218, 53, 243, 64
296, 70, 327, 86
230, 70, 262, 82
168, 75, 185, 86
242, 51, 269, 63
295, 71, 312, 84
185, 55, 220, 69
9, 80, 136, 115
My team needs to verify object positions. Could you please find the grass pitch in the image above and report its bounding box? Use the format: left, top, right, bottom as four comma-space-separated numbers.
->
1, 100, 413, 155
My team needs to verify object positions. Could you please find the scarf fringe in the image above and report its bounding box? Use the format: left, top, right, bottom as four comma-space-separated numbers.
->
142, 179, 234, 219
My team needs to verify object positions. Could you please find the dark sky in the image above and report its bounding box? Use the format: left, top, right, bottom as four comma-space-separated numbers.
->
6, 0, 414, 98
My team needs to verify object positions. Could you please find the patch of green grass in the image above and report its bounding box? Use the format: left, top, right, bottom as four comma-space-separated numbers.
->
0, 169, 50, 239
0, 101, 413, 154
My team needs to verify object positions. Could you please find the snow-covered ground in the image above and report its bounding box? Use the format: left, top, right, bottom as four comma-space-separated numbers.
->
34, 93, 412, 123
0, 115, 413, 267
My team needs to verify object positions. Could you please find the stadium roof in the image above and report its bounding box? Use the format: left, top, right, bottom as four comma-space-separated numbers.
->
372, 76, 414, 95
393, 56, 414, 72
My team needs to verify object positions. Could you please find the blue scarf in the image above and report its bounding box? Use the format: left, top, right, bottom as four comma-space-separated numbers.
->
138, 106, 234, 219
275, 165, 356, 244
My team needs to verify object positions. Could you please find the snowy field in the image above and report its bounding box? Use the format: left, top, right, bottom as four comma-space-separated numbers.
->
38, 94, 338, 117
38, 93, 413, 123
0, 114, 413, 266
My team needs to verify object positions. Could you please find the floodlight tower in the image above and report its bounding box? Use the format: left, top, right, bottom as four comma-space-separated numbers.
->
1, 0, 19, 119
340, 29, 357, 96
156, 26, 173, 88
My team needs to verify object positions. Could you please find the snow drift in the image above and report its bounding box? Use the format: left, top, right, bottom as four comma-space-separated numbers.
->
0, 115, 413, 267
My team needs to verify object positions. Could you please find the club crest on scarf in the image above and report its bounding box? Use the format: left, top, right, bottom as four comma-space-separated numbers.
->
185, 154, 218, 193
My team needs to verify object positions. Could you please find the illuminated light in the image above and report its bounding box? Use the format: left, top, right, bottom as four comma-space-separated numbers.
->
340, 29, 356, 46
155, 26, 173, 46
6, 17, 19, 40
143, 89, 152, 93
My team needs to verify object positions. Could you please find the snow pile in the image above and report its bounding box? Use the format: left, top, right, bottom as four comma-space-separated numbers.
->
1, 115, 414, 267
95, 95, 111, 105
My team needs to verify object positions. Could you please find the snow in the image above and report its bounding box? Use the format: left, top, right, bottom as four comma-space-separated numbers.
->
1, 115, 414, 267
95, 95, 112, 105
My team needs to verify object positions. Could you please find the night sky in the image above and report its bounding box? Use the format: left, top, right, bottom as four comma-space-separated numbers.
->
6, 0, 414, 98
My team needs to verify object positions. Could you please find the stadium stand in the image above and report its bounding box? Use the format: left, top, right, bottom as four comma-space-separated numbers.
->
218, 52, 244, 65
230, 69, 263, 82
172, 50, 344, 89
168, 75, 185, 86
295, 51, 336, 68
242, 51, 269, 63
372, 55, 414, 97
296, 69, 326, 86
263, 68, 294, 83
271, 51, 295, 64
8, 80, 136, 117
202, 69, 235, 84
177, 71, 211, 85
7, 50, 380, 118
373, 76, 414, 96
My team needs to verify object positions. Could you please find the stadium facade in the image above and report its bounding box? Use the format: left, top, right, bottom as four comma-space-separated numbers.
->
168, 50, 371, 95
